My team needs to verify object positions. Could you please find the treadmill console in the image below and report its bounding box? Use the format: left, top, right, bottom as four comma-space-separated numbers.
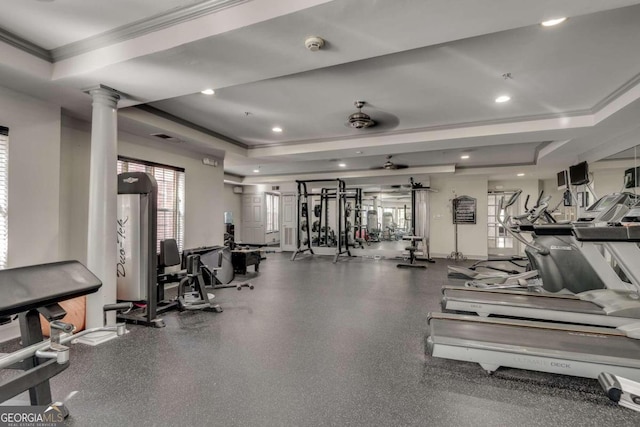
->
577, 193, 640, 223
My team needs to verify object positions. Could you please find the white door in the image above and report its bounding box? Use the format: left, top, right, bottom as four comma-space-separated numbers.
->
241, 194, 265, 244
487, 192, 520, 257
280, 193, 297, 251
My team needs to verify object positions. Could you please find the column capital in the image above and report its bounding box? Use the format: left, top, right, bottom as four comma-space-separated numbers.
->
85, 85, 121, 108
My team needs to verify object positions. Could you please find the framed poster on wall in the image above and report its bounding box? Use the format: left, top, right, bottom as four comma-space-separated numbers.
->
452, 196, 477, 224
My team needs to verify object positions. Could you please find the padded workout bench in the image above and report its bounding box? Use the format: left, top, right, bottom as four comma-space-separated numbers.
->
397, 235, 427, 269
0, 261, 130, 416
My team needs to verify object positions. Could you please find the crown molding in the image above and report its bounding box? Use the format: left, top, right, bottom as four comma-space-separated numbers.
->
0, 28, 51, 61
49, 0, 246, 62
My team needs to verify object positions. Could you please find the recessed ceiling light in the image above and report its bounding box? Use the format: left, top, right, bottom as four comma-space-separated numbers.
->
541, 17, 567, 27
272, 127, 283, 133
201, 89, 215, 95
253, 169, 260, 173
460, 155, 470, 159
338, 163, 347, 167
517, 173, 525, 177
356, 151, 363, 154
495, 95, 511, 103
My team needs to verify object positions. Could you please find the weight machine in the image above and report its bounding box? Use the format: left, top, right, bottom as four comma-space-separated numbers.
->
410, 177, 435, 263
291, 179, 357, 262
117, 172, 174, 327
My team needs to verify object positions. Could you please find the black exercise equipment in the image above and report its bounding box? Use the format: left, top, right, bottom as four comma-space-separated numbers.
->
397, 243, 426, 269
117, 172, 174, 328
0, 261, 130, 416
178, 254, 222, 312
291, 179, 363, 262
182, 245, 255, 290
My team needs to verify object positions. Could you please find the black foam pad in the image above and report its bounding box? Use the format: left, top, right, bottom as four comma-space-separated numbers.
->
0, 260, 101, 317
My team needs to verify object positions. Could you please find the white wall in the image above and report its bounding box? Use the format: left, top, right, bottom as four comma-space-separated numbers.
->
59, 117, 225, 262
223, 184, 242, 241
59, 120, 91, 262
429, 175, 489, 259
0, 86, 62, 267
0, 85, 62, 341
592, 169, 626, 197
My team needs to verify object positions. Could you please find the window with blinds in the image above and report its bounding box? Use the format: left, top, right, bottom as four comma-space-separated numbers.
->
0, 127, 7, 269
117, 157, 185, 252
266, 193, 279, 233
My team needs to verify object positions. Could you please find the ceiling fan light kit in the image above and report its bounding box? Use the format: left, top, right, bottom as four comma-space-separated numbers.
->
348, 101, 376, 129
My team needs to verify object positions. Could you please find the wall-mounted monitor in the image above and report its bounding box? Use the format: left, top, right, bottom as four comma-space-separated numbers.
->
569, 161, 589, 186
557, 170, 568, 190
624, 166, 640, 189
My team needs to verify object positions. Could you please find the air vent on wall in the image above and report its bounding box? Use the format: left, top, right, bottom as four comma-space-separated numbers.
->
151, 133, 182, 143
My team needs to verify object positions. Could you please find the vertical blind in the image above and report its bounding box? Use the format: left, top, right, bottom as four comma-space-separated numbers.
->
117, 157, 185, 252
0, 127, 7, 269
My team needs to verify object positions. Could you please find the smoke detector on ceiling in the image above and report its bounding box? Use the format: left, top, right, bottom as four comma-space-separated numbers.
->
348, 101, 375, 129
305, 36, 325, 51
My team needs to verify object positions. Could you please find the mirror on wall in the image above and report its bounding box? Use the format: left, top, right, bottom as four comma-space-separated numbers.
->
306, 184, 413, 253
588, 144, 640, 202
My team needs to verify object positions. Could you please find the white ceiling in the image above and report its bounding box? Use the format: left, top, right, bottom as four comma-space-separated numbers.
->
1, 0, 640, 183
0, 0, 204, 49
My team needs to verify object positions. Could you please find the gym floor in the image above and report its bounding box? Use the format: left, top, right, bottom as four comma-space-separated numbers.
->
4, 254, 640, 426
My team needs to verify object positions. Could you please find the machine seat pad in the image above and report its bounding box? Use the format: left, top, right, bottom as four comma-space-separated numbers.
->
405, 246, 417, 251
573, 226, 640, 242
0, 261, 101, 317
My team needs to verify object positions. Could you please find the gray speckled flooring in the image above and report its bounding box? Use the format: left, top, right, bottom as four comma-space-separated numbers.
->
7, 254, 640, 426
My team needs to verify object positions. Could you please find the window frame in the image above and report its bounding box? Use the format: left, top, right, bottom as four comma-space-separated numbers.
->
117, 156, 185, 252
265, 193, 280, 233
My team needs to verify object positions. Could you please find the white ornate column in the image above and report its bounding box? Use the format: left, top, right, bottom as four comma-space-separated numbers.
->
85, 86, 120, 335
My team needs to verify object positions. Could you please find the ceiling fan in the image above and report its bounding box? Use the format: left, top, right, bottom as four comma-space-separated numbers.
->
347, 101, 375, 129
380, 155, 408, 170
345, 101, 400, 131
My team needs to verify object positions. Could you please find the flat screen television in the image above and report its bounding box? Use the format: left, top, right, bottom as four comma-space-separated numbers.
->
569, 161, 589, 186
557, 170, 568, 190
624, 166, 640, 189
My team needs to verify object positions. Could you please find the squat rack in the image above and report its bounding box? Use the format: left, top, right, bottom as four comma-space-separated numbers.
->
315, 186, 363, 248
291, 179, 358, 262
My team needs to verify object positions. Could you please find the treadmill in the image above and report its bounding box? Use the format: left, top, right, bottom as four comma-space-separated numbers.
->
427, 312, 640, 381
442, 225, 640, 327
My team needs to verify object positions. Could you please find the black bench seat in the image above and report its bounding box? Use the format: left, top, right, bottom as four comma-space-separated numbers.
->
0, 260, 101, 318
